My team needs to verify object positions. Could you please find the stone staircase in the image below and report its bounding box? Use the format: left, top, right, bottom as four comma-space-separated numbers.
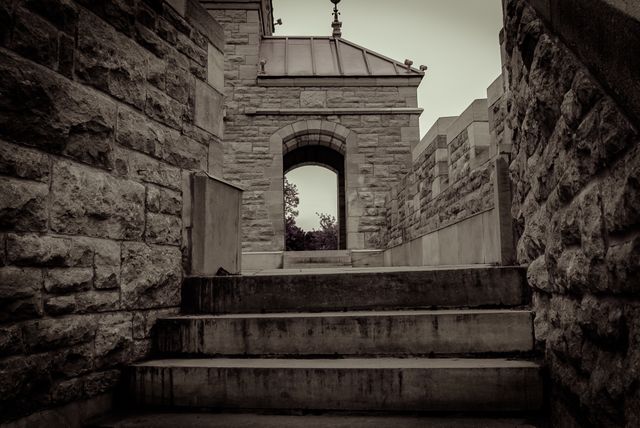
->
109, 267, 544, 425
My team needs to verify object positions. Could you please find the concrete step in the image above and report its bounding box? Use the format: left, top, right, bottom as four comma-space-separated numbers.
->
127, 358, 543, 413
283, 250, 352, 269
182, 266, 529, 314
155, 309, 534, 357
91, 412, 542, 427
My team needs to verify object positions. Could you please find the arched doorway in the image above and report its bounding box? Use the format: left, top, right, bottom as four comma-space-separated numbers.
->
284, 145, 346, 249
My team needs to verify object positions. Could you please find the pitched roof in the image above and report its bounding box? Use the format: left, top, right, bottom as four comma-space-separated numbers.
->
259, 36, 424, 77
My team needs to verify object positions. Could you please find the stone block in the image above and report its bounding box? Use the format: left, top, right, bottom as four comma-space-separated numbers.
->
145, 86, 185, 131
194, 79, 224, 137
22, 0, 79, 36
0, 324, 24, 357
44, 268, 93, 294
116, 106, 168, 159
50, 160, 145, 240
176, 31, 206, 65
147, 186, 182, 216
207, 43, 225, 93
166, 65, 193, 104
7, 234, 93, 267
163, 134, 208, 170
132, 308, 178, 340
121, 242, 181, 309
83, 369, 121, 398
0, 141, 50, 182
145, 212, 182, 246
0, 266, 43, 322
22, 315, 97, 352
0, 50, 117, 170
94, 312, 134, 368
10, 6, 59, 69
300, 91, 326, 108
44, 290, 119, 316
0, 177, 48, 232
119, 149, 182, 190
90, 238, 120, 290
76, 10, 148, 109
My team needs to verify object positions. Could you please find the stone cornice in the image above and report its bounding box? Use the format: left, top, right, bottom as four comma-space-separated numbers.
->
245, 107, 424, 116
257, 76, 423, 88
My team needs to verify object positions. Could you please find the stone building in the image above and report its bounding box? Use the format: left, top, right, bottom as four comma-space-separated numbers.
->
0, 0, 639, 427
202, 0, 424, 266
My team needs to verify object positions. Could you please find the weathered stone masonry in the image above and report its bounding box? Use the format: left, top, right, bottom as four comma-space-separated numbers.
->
504, 0, 640, 426
205, 2, 422, 252
0, 0, 224, 424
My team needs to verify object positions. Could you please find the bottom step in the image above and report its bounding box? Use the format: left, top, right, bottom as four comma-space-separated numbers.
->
129, 358, 543, 413
92, 412, 542, 427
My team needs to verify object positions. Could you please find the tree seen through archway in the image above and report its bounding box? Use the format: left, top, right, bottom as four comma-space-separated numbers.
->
284, 168, 338, 251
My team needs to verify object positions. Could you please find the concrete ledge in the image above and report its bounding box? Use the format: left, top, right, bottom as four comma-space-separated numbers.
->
245, 107, 424, 116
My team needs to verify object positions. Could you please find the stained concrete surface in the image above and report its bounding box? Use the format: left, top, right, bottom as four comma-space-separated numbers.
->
93, 412, 541, 428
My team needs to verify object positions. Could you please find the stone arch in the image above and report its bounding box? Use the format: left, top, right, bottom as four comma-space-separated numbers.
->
275, 119, 351, 156
273, 120, 351, 250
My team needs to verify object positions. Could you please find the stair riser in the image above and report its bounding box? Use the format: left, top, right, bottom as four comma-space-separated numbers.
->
129, 365, 543, 412
182, 267, 529, 314
155, 312, 534, 356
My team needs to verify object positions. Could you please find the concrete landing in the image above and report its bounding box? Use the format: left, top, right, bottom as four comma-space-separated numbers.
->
156, 309, 534, 356
283, 250, 352, 269
93, 412, 541, 428
128, 358, 543, 412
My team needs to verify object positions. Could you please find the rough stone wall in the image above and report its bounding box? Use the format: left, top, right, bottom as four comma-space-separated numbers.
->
0, 0, 224, 423
207, 7, 419, 251
383, 156, 494, 249
504, 0, 640, 425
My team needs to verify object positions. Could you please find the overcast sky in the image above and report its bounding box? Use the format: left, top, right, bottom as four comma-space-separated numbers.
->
277, 0, 504, 230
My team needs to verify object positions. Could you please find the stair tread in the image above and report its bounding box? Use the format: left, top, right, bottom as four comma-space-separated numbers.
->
162, 309, 532, 320
92, 412, 541, 428
243, 264, 497, 276
133, 357, 540, 369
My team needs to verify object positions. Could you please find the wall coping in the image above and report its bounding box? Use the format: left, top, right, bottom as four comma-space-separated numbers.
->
412, 116, 457, 160
446, 99, 489, 142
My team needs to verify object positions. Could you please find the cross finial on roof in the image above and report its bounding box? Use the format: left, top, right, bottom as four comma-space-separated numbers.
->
331, 0, 342, 38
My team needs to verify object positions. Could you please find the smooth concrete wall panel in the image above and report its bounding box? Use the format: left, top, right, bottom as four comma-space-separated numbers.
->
438, 225, 460, 266
422, 232, 440, 266
409, 238, 423, 266
458, 214, 485, 264
483, 210, 498, 264
383, 211, 499, 267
